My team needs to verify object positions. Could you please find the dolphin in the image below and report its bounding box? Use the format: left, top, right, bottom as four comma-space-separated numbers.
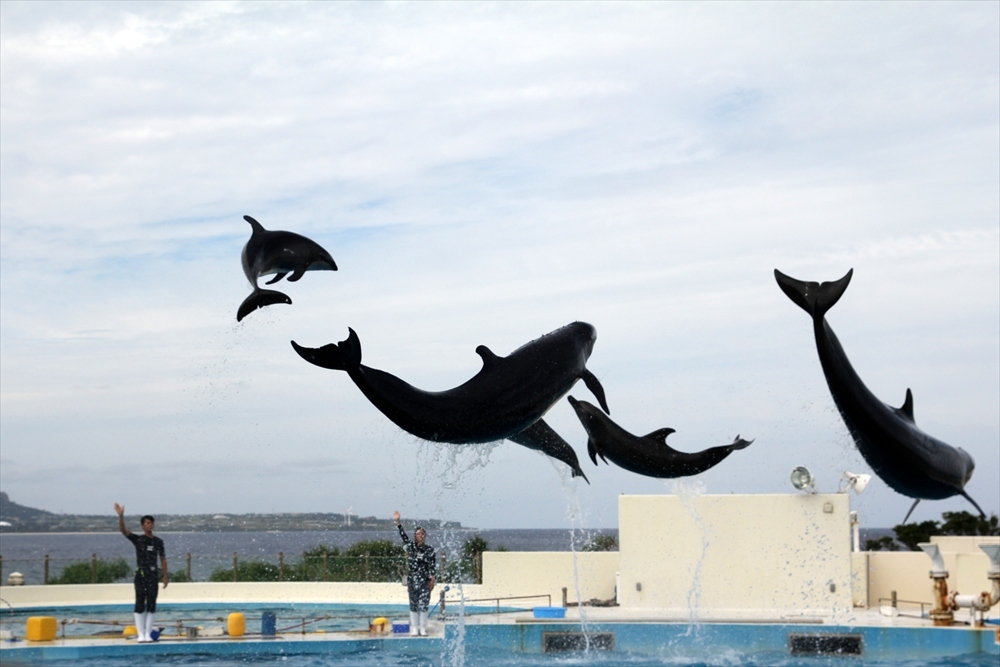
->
774, 268, 983, 521
291, 322, 608, 473
237, 215, 337, 322
567, 396, 752, 478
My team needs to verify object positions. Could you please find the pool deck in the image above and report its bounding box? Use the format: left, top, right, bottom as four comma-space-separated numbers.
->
3, 606, 998, 663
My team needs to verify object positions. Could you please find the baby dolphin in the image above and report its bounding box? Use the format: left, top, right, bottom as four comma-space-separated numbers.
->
774, 268, 983, 522
291, 322, 608, 477
237, 215, 337, 322
568, 396, 752, 478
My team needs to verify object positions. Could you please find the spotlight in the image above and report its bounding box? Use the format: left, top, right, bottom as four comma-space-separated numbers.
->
790, 466, 815, 493
840, 471, 871, 494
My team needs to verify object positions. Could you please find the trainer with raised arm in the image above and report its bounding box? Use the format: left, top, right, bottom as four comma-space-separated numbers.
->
114, 503, 167, 643
394, 510, 436, 636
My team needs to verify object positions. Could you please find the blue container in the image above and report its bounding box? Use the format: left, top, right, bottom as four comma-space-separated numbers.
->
532, 606, 566, 619
392, 623, 409, 634
261, 611, 276, 636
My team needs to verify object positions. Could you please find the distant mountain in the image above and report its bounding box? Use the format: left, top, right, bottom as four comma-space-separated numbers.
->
0, 491, 55, 524
0, 492, 465, 533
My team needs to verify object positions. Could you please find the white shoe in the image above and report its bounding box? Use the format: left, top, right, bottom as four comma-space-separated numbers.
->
418, 627, 427, 636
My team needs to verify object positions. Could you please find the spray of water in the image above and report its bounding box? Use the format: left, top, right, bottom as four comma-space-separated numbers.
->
668, 477, 710, 631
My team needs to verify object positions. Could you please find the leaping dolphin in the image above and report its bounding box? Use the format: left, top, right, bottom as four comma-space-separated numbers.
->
291, 322, 608, 477
568, 396, 752, 478
237, 215, 337, 322
774, 268, 983, 521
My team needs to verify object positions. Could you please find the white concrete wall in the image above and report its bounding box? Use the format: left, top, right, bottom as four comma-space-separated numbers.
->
478, 551, 619, 606
616, 494, 854, 616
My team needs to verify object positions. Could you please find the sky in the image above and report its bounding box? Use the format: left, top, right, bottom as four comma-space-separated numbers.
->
1, 2, 997, 531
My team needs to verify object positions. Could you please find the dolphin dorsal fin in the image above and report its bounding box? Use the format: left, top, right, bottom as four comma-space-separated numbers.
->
645, 428, 677, 446
475, 345, 501, 368
899, 388, 915, 422
244, 215, 265, 233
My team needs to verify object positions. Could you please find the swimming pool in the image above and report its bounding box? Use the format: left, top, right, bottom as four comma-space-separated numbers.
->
2, 603, 997, 666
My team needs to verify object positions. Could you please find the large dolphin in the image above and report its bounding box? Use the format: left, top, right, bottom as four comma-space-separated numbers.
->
291, 322, 608, 475
568, 396, 752, 478
774, 268, 983, 521
237, 215, 337, 322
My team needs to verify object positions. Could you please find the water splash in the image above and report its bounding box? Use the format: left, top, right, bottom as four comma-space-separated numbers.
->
668, 477, 710, 627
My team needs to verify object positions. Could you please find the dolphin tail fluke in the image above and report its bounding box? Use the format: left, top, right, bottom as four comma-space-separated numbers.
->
774, 268, 853, 319
960, 490, 987, 519
581, 370, 610, 414
237, 289, 292, 322
730, 435, 753, 450
291, 328, 362, 371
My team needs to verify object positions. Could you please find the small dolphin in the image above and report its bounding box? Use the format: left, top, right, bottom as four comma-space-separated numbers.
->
237, 215, 337, 322
568, 396, 752, 478
291, 323, 608, 475
774, 268, 983, 521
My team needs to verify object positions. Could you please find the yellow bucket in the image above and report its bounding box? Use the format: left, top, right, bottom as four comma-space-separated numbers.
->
26, 617, 57, 642
227, 612, 246, 637
123, 625, 138, 638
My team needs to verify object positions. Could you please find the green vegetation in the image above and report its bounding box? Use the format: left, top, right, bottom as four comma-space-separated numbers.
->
582, 534, 618, 552
49, 558, 130, 585
440, 534, 507, 584
866, 511, 1000, 552
208, 540, 406, 583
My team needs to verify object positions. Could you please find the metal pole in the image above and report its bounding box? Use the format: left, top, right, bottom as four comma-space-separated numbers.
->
91, 553, 97, 583
44, 555, 50, 585
233, 552, 238, 583
323, 551, 328, 582
186, 552, 192, 582
279, 552, 284, 582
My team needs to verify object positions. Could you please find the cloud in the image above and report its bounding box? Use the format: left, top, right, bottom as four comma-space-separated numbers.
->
1, 2, 997, 528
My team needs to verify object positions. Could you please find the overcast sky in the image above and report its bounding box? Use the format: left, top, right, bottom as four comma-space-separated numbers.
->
1, 2, 997, 531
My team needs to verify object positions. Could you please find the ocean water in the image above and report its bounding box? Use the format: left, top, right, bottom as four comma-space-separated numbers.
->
0, 529, 619, 585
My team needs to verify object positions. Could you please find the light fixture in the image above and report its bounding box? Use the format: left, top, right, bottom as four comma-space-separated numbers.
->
839, 471, 871, 494
790, 466, 816, 493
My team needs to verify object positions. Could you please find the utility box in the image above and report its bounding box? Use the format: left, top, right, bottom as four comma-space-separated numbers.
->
26, 616, 57, 642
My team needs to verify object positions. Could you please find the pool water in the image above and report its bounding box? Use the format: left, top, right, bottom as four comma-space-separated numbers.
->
12, 648, 997, 667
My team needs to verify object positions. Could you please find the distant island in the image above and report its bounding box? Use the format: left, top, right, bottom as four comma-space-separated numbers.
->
0, 492, 465, 533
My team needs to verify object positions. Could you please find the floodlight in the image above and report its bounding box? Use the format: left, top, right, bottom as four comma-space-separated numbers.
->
790, 466, 815, 493
840, 471, 871, 494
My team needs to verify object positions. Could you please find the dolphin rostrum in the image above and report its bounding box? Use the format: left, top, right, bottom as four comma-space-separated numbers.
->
291, 322, 608, 476
237, 215, 337, 322
774, 268, 983, 521
567, 396, 752, 478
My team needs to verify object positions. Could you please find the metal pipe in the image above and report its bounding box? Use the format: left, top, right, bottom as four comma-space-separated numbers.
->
918, 543, 953, 626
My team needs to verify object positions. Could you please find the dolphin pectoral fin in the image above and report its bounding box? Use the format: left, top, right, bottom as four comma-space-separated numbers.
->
774, 268, 853, 318
264, 272, 288, 285
287, 265, 307, 282
581, 370, 610, 414
237, 289, 292, 321
508, 419, 589, 483
475, 345, 502, 369
291, 340, 347, 371
901, 498, 921, 524
960, 490, 986, 519
897, 389, 915, 423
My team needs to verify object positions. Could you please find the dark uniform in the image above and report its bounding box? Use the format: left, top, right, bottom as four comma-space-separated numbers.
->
398, 524, 436, 612
127, 533, 165, 613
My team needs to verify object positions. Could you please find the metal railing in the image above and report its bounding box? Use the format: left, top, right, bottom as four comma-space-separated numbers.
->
0, 552, 417, 586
